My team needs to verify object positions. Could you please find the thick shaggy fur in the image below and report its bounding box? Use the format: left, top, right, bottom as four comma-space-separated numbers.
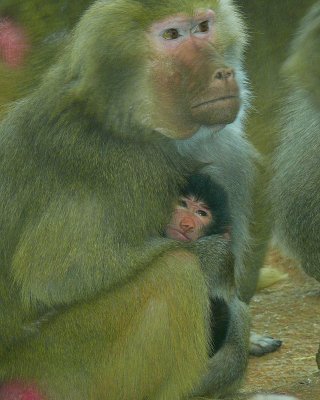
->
0, 1, 253, 399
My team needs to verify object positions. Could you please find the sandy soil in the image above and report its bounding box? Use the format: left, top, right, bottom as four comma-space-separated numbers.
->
237, 248, 320, 399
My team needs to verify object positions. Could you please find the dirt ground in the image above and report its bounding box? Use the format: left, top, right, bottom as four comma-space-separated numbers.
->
237, 248, 320, 399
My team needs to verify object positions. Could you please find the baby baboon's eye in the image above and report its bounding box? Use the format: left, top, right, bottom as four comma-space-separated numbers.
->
196, 209, 208, 217
178, 199, 187, 207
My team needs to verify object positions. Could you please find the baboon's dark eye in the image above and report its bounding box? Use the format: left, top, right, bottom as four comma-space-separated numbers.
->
193, 20, 209, 33
162, 28, 181, 40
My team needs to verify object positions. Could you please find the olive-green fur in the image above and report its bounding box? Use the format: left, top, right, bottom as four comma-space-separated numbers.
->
0, 0, 251, 399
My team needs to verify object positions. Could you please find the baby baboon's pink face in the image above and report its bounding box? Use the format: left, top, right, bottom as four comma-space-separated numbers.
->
166, 195, 212, 242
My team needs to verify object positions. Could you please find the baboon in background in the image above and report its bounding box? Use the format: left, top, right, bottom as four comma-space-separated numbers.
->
235, 0, 318, 355
235, 0, 317, 280
0, 0, 254, 399
271, 1, 320, 284
0, 0, 92, 113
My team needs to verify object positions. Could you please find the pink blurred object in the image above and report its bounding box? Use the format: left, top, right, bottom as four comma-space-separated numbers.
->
0, 382, 45, 400
0, 18, 30, 68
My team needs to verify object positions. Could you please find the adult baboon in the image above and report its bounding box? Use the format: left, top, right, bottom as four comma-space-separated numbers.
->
0, 0, 254, 399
